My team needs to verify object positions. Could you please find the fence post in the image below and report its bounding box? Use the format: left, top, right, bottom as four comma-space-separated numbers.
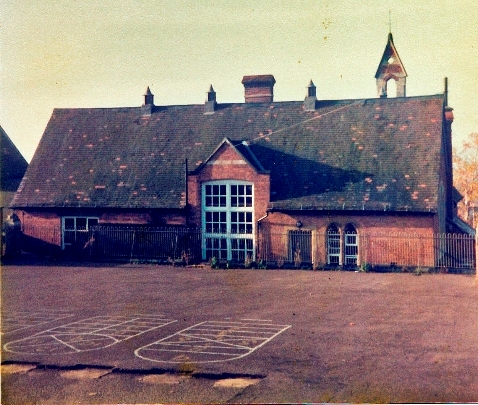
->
475, 226, 478, 282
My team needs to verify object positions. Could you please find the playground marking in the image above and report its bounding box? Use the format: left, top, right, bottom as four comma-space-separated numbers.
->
3, 314, 177, 355
1, 311, 74, 334
134, 319, 291, 363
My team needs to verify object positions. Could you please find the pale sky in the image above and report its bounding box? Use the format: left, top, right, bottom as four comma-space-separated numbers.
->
1, 0, 477, 162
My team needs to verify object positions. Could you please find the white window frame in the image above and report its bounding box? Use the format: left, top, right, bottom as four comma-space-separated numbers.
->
326, 223, 359, 266
202, 181, 254, 261
327, 224, 342, 265
344, 231, 358, 265
62, 216, 99, 250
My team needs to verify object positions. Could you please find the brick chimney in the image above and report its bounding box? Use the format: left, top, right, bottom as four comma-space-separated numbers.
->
241, 75, 276, 103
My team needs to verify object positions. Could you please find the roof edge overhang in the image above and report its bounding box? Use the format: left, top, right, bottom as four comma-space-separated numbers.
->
267, 205, 437, 215
448, 217, 476, 235
11, 204, 188, 211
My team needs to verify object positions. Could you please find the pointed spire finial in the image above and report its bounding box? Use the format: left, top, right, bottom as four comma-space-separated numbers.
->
204, 84, 217, 114
375, 31, 407, 97
143, 86, 154, 107
307, 80, 316, 97
304, 79, 317, 111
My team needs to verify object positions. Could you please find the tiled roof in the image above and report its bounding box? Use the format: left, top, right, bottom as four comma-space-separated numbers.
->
1, 126, 28, 193
13, 94, 445, 213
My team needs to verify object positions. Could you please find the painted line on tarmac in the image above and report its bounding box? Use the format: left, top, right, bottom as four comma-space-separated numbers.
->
3, 314, 177, 355
134, 319, 291, 363
1, 310, 74, 335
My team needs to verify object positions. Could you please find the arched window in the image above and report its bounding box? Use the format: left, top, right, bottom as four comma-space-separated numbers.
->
344, 224, 358, 266
327, 224, 341, 265
386, 78, 397, 98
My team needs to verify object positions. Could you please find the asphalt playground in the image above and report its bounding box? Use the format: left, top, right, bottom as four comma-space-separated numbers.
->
2, 261, 478, 404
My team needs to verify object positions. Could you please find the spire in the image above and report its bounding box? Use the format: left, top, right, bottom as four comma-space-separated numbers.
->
375, 33, 407, 97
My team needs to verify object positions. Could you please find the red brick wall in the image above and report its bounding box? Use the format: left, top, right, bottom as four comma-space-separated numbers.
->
187, 142, 270, 226
16, 210, 62, 246
262, 211, 435, 233
14, 209, 187, 249
244, 86, 274, 103
260, 211, 437, 267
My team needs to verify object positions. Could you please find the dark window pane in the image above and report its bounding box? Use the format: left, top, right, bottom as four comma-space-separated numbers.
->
76, 218, 87, 230
64, 218, 74, 230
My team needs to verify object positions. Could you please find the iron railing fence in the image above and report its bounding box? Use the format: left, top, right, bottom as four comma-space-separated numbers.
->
360, 232, 476, 271
83, 226, 201, 263
10, 224, 477, 272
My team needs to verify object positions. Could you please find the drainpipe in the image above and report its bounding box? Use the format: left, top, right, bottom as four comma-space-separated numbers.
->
256, 212, 269, 263
184, 159, 188, 227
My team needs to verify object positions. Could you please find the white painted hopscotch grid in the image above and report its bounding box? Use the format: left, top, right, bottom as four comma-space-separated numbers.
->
1, 311, 74, 335
3, 315, 177, 354
135, 319, 291, 363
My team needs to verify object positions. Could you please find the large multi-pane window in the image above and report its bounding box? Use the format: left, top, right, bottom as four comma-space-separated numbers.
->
62, 217, 98, 250
202, 182, 254, 261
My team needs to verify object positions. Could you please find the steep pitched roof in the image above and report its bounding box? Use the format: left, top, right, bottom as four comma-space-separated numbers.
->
194, 137, 268, 174
1, 126, 28, 193
375, 33, 407, 79
13, 94, 446, 213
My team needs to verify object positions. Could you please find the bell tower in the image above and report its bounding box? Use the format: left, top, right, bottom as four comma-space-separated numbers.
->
375, 33, 407, 98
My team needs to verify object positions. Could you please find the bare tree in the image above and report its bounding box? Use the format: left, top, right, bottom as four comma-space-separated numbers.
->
453, 133, 478, 227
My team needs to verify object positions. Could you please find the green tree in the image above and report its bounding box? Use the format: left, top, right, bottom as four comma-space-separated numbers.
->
453, 133, 478, 227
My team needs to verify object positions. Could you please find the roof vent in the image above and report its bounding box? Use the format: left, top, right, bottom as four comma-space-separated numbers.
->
241, 75, 275, 103
142, 86, 154, 116
204, 85, 217, 114
304, 80, 317, 111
